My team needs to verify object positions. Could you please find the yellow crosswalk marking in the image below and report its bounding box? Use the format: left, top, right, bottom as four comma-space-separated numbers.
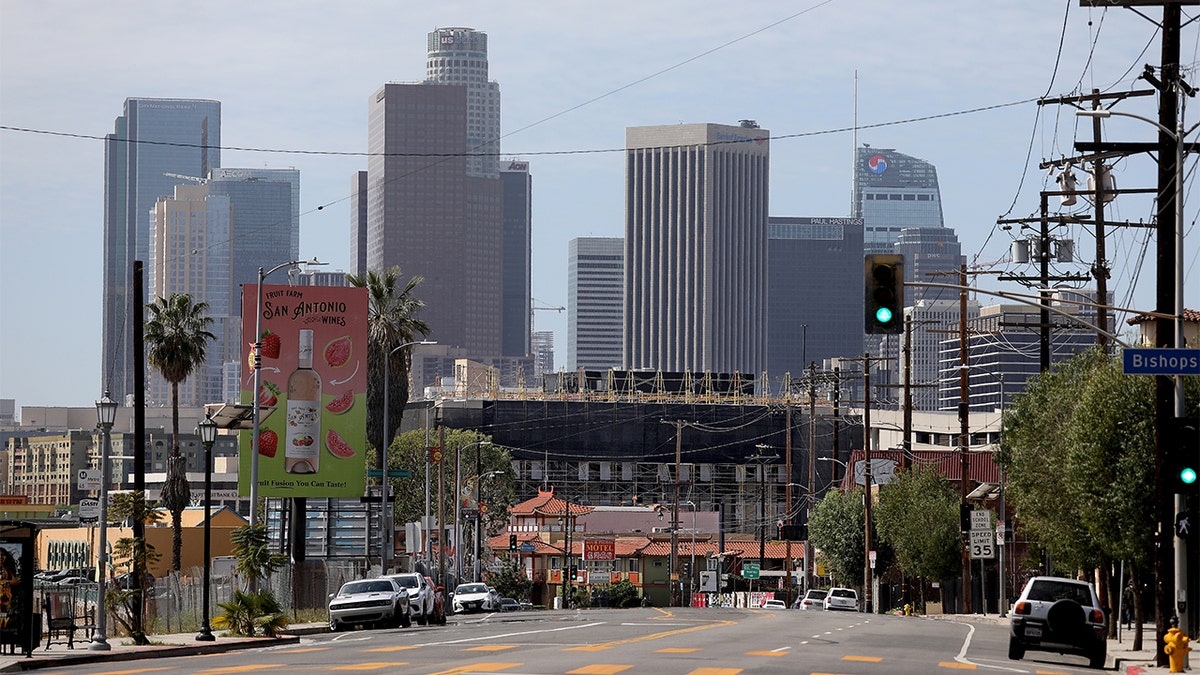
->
330, 664, 410, 671
566, 665, 635, 675
194, 662, 285, 667
657, 647, 702, 653
275, 648, 330, 654
686, 669, 742, 675
1035, 671, 1073, 675
744, 650, 787, 657
464, 645, 518, 651
938, 663, 976, 669
841, 655, 884, 662
566, 645, 614, 652
363, 645, 421, 652
424, 663, 522, 675
92, 669, 174, 675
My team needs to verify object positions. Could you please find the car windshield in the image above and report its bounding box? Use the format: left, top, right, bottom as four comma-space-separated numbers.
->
342, 580, 393, 595
806, 590, 827, 599
389, 576, 418, 588
1026, 580, 1093, 605
456, 584, 487, 594
830, 589, 856, 599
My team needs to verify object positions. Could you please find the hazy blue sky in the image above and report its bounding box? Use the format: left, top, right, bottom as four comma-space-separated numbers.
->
2, 1, 1196, 408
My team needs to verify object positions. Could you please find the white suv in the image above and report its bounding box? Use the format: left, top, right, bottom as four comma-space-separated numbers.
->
385, 573, 439, 625
1009, 576, 1106, 669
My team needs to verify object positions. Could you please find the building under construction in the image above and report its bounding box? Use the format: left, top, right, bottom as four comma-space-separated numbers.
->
404, 368, 864, 537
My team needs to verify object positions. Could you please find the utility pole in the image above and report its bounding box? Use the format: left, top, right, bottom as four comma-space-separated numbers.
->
749, 448, 778, 599
661, 419, 687, 607
807, 362, 816, 594
958, 264, 973, 615
863, 354, 874, 614
902, 315, 913, 472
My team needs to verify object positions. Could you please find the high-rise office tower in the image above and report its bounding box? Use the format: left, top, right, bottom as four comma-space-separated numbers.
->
900, 298, 980, 411
366, 83, 503, 355
103, 98, 221, 402
624, 123, 769, 376
500, 161, 532, 357
207, 168, 297, 292
852, 146, 944, 255
894, 226, 965, 302
349, 171, 368, 277
148, 184, 232, 407
568, 237, 624, 371
425, 27, 501, 179
767, 217, 864, 381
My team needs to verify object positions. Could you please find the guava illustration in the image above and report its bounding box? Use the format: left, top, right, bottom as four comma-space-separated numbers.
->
325, 389, 354, 414
324, 335, 352, 368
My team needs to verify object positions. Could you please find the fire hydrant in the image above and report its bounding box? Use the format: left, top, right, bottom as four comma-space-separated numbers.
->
1165, 620, 1191, 673
903, 603, 912, 616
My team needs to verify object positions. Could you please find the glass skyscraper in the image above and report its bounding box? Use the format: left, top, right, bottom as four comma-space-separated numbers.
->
568, 237, 624, 371
852, 146, 944, 254
103, 98, 221, 402
425, 27, 501, 179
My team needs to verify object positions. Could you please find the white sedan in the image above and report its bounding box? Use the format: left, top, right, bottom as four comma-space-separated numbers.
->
452, 582, 496, 613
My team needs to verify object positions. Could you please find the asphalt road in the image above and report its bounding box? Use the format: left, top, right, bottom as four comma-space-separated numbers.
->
38, 607, 1111, 675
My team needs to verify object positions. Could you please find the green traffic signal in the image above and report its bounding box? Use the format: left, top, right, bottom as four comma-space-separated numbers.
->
864, 254, 904, 334
1182, 466, 1198, 485
875, 306, 894, 324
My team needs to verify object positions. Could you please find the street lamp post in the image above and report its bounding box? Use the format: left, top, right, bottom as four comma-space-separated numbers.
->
474, 470, 504, 583
90, 391, 117, 652
381, 340, 436, 574
251, 257, 326, 534
196, 413, 218, 642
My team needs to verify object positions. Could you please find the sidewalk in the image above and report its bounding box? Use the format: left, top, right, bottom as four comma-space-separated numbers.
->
0, 624, 327, 673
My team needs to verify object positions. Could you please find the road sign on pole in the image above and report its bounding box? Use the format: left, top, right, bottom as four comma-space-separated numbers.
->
742, 562, 761, 579
1122, 348, 1200, 375
969, 530, 995, 559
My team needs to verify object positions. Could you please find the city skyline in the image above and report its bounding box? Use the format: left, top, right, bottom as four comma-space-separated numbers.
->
2, 2, 1194, 407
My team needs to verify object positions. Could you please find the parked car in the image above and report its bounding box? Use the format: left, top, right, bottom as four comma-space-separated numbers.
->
487, 586, 501, 609
428, 577, 448, 625
761, 598, 787, 610
795, 588, 827, 610
824, 587, 859, 611
384, 573, 441, 626
328, 578, 411, 632
1009, 576, 1106, 669
499, 597, 521, 612
452, 582, 496, 613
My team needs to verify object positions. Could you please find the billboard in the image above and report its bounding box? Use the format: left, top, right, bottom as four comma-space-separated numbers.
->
239, 284, 368, 497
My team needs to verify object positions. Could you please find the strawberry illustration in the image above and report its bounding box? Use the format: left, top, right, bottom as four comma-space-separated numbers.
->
258, 430, 278, 458
260, 330, 281, 360
258, 381, 280, 407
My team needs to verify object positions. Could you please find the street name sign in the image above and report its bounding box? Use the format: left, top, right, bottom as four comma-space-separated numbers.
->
742, 562, 761, 579
1123, 348, 1200, 375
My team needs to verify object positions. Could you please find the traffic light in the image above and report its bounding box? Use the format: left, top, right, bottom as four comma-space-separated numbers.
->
509, 533, 518, 551
865, 254, 904, 334
570, 565, 578, 582
1168, 417, 1200, 494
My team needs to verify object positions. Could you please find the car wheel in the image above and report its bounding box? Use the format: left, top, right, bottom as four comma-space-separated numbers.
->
416, 613, 427, 626
1087, 645, 1106, 669
1008, 636, 1025, 660
400, 608, 412, 628
329, 618, 342, 632
438, 609, 447, 625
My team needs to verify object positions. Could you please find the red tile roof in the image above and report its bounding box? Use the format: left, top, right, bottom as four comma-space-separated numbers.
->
1127, 308, 1200, 324
510, 487, 595, 518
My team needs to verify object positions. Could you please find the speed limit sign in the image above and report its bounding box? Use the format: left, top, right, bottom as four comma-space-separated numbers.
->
969, 530, 995, 559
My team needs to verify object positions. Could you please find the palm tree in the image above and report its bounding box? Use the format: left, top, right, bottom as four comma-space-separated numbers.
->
144, 292, 215, 572
346, 267, 429, 456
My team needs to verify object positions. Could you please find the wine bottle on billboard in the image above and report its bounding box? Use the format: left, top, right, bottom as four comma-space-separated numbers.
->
285, 329, 321, 474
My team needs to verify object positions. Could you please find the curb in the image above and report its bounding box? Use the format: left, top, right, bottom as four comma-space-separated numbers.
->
0, 635, 301, 672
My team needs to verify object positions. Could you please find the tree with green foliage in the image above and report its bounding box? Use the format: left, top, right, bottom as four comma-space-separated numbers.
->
106, 491, 164, 644
1000, 347, 1199, 649
808, 487, 866, 589
874, 465, 961, 584
144, 292, 215, 572
487, 556, 532, 603
345, 266, 429, 455
389, 428, 515, 565
214, 524, 289, 637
